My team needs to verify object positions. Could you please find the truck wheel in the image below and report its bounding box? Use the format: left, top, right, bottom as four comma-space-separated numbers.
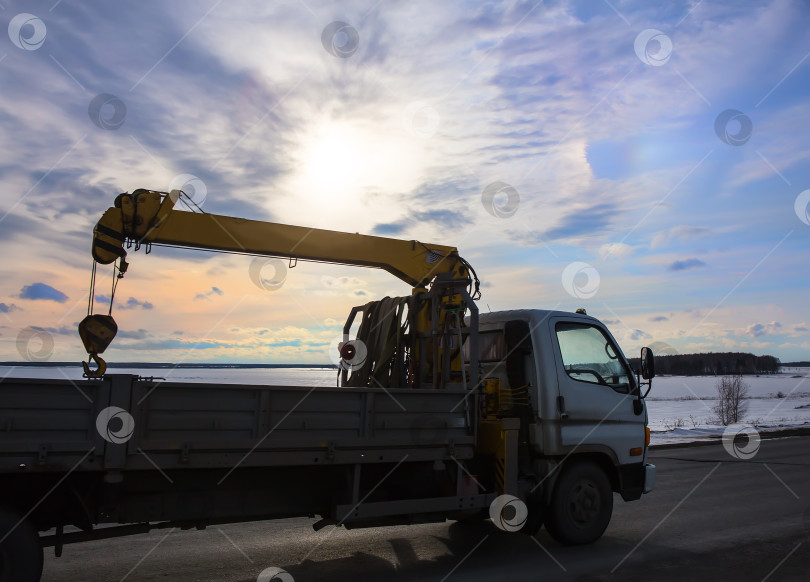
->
545, 461, 612, 545
0, 507, 43, 582
520, 491, 546, 536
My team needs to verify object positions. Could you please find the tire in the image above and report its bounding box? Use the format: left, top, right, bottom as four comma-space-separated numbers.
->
545, 461, 613, 545
0, 507, 43, 582
520, 491, 546, 536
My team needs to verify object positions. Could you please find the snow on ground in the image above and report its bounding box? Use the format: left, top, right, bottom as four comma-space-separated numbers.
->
647, 368, 810, 444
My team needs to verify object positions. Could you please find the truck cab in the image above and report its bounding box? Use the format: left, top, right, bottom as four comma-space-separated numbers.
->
474, 309, 655, 543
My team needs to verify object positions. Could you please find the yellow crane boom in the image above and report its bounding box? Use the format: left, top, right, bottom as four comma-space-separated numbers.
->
92, 189, 466, 287
81, 189, 479, 378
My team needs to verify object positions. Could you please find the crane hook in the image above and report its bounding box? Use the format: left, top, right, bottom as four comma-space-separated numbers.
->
83, 353, 107, 378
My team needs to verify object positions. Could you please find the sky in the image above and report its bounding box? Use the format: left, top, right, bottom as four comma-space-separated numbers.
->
1, 0, 809, 365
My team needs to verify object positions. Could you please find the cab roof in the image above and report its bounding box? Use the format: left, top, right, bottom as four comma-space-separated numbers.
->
478, 309, 600, 326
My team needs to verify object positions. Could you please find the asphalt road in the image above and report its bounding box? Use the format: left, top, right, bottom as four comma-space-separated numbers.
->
41, 437, 810, 582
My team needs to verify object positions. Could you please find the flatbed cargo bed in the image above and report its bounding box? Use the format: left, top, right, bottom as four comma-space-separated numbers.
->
0, 374, 476, 474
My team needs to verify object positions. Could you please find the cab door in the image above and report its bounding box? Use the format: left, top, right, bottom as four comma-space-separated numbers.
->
549, 318, 644, 465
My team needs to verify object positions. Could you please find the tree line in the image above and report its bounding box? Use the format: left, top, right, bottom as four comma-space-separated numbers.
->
627, 352, 780, 376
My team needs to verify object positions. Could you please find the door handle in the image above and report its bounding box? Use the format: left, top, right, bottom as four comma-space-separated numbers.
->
557, 396, 568, 420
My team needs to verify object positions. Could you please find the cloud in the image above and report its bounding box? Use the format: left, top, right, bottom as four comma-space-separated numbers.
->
745, 321, 782, 338
373, 223, 407, 236
265, 339, 303, 348
622, 329, 653, 342
117, 329, 150, 339
321, 276, 366, 289
507, 201, 623, 247
542, 203, 619, 242
117, 338, 234, 350
194, 286, 225, 301
118, 297, 154, 310
95, 295, 152, 309
115, 334, 326, 351
321, 275, 374, 302
18, 283, 68, 303
29, 325, 75, 336
0, 303, 19, 313
651, 226, 710, 250
598, 243, 634, 260
372, 208, 472, 236
649, 316, 669, 322
667, 258, 707, 272
414, 209, 472, 227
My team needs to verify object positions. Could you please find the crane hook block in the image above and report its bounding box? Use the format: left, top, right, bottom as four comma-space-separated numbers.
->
78, 314, 118, 357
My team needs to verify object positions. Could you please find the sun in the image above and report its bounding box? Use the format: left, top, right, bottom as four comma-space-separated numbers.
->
276, 116, 427, 231
303, 125, 366, 193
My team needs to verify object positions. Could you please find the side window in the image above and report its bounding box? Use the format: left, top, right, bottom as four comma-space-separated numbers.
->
555, 322, 633, 393
463, 330, 506, 363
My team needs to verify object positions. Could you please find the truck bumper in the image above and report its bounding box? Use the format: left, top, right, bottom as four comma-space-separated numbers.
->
643, 463, 656, 494
618, 462, 656, 500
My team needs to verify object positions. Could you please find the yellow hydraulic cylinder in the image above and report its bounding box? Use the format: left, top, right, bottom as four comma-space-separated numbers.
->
484, 377, 500, 419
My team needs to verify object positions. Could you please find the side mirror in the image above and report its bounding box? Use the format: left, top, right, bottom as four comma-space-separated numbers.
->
640, 346, 655, 380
